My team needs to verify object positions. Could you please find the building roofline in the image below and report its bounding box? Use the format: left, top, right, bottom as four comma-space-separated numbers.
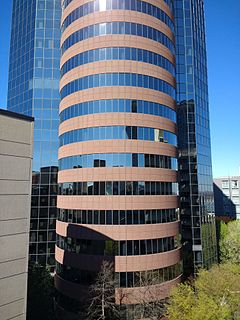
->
214, 176, 240, 179
0, 109, 34, 122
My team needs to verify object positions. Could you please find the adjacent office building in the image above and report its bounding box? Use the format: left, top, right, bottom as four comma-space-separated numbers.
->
7, 0, 61, 269
55, 0, 181, 317
175, 0, 217, 275
0, 109, 33, 320
214, 176, 240, 220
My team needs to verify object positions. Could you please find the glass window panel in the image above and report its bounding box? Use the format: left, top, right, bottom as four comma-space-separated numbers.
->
106, 181, 113, 195
113, 181, 119, 195
120, 181, 125, 195
120, 211, 126, 225
106, 210, 112, 225
126, 181, 132, 195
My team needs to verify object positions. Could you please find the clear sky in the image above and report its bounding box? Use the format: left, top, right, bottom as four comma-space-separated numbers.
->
0, 1, 239, 178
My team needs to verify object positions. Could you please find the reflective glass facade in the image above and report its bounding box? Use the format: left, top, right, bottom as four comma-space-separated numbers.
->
60, 73, 176, 100
61, 0, 175, 33
62, 0, 174, 11
7, 0, 61, 270
58, 208, 178, 225
56, 234, 178, 256
60, 99, 176, 123
56, 262, 182, 288
61, 21, 175, 54
59, 181, 178, 196
59, 126, 177, 146
175, 0, 217, 275
61, 47, 175, 77
59, 153, 177, 170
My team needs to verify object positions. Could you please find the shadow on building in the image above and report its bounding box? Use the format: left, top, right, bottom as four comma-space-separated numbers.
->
178, 100, 217, 277
54, 224, 114, 320
213, 183, 236, 221
54, 221, 177, 320
213, 183, 236, 262
29, 166, 58, 270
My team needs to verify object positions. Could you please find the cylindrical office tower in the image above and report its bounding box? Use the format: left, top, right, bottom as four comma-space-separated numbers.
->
56, 0, 181, 318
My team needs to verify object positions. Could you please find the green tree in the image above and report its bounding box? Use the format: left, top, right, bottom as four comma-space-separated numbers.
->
166, 264, 240, 320
220, 220, 240, 264
27, 264, 55, 320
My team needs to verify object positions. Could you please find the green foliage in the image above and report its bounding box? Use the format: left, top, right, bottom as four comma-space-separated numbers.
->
219, 221, 229, 240
27, 264, 55, 320
220, 220, 240, 264
166, 264, 240, 320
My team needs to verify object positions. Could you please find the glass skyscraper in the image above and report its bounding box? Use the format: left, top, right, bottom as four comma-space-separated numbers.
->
175, 0, 217, 275
7, 0, 61, 269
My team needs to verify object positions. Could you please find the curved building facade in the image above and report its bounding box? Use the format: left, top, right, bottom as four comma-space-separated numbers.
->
56, 0, 181, 317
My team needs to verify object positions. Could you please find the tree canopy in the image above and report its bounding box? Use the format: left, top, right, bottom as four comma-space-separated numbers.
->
166, 263, 240, 320
220, 220, 240, 264
27, 264, 55, 320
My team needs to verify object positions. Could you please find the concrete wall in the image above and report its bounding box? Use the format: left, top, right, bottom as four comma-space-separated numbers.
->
214, 176, 240, 220
0, 110, 33, 320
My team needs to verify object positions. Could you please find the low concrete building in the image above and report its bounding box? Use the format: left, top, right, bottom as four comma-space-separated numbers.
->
214, 176, 240, 220
0, 109, 34, 320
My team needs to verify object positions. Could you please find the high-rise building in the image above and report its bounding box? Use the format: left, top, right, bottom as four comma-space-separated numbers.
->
214, 176, 240, 220
0, 109, 33, 320
55, 0, 181, 318
7, 0, 61, 269
175, 0, 217, 276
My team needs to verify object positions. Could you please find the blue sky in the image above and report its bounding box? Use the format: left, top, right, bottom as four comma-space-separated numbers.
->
0, 1, 239, 178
